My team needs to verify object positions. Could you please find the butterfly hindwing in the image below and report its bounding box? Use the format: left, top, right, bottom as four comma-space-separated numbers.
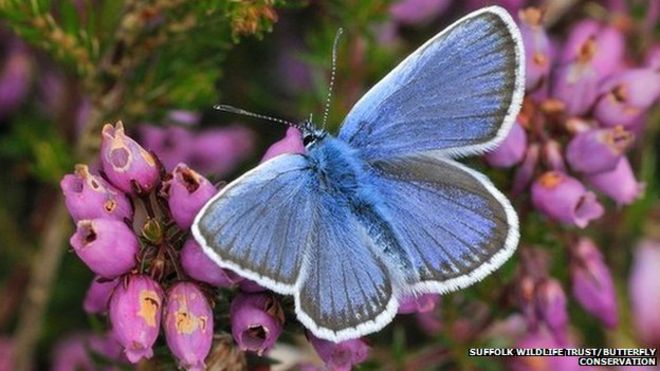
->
192, 154, 316, 292
295, 195, 397, 341
368, 155, 519, 293
338, 6, 524, 160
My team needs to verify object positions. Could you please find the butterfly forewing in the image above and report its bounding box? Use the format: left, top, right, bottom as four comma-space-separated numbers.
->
338, 7, 524, 160
192, 154, 316, 292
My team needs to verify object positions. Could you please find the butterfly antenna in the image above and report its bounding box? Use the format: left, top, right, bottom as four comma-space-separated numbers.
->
214, 104, 301, 130
322, 27, 343, 130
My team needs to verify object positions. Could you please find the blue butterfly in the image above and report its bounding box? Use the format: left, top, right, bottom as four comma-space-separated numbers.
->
192, 6, 524, 342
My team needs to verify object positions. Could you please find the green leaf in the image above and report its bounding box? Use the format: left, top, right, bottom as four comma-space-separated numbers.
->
0, 115, 74, 184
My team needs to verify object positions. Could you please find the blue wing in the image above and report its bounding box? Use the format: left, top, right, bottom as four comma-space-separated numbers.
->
338, 6, 524, 160
193, 153, 398, 342
368, 155, 519, 293
192, 154, 316, 292
295, 195, 397, 342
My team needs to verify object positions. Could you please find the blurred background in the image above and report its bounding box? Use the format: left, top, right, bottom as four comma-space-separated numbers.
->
0, 0, 658, 370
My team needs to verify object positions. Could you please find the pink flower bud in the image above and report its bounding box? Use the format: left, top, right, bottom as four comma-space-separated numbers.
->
61, 164, 133, 223
512, 144, 540, 196
509, 327, 579, 371
485, 121, 527, 168
531, 171, 604, 228
138, 125, 194, 172
594, 68, 660, 128
389, 0, 451, 26
397, 293, 439, 314
516, 275, 537, 324
87, 332, 125, 363
0, 39, 31, 118
100, 121, 160, 194
551, 20, 622, 114
484, 314, 527, 340
551, 44, 600, 116
629, 239, 660, 347
415, 309, 443, 335
534, 279, 568, 341
307, 334, 369, 371
167, 109, 201, 125
564, 117, 593, 135
140, 124, 255, 177
189, 125, 255, 176
180, 238, 241, 288
163, 282, 213, 371
69, 219, 139, 278
109, 275, 164, 363
466, 0, 525, 15
230, 293, 284, 355
541, 140, 566, 172
51, 334, 94, 371
570, 238, 618, 328
261, 127, 305, 162
0, 337, 14, 371
51, 332, 126, 370
52, 332, 126, 368
561, 20, 624, 76
83, 276, 119, 314
165, 164, 217, 229
518, 8, 553, 93
566, 126, 633, 174
645, 44, 660, 70
585, 157, 644, 205
238, 279, 267, 293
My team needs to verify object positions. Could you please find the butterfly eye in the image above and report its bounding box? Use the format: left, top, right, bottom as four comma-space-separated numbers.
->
303, 135, 315, 146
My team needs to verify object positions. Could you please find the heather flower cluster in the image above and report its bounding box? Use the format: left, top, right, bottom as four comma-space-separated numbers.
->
61, 121, 218, 369
513, 239, 618, 343
477, 4, 659, 362
488, 8, 656, 224
60, 122, 372, 369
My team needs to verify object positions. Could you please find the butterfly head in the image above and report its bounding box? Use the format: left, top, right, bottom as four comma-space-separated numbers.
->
300, 119, 327, 148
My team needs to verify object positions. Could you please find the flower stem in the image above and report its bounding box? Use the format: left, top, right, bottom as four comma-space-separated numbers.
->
12, 201, 70, 371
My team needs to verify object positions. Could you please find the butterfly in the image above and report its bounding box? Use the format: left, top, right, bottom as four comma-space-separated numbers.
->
192, 6, 524, 342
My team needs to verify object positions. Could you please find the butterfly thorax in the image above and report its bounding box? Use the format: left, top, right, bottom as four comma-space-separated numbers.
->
306, 134, 415, 275
306, 134, 366, 197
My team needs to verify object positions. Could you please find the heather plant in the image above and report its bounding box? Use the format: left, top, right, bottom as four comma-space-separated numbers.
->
0, 0, 658, 370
